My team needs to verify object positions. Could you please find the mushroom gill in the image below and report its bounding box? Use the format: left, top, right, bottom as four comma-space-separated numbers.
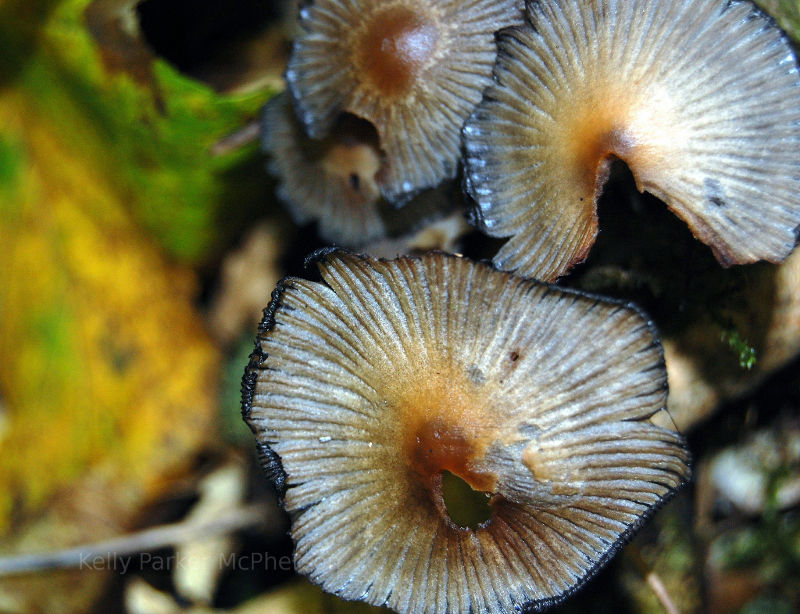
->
286, 0, 524, 201
463, 0, 800, 282
242, 250, 690, 614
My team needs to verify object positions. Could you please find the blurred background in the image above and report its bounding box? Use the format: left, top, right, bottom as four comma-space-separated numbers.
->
0, 1, 799, 612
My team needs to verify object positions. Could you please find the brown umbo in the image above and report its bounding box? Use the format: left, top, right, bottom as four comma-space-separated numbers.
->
464, 0, 800, 281
286, 0, 523, 201
242, 250, 690, 614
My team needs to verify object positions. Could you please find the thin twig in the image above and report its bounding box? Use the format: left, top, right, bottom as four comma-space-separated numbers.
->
628, 545, 682, 614
211, 120, 261, 157
644, 569, 681, 614
0, 502, 270, 578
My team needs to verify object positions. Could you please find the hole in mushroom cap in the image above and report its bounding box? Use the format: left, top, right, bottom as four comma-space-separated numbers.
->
440, 471, 493, 530
407, 418, 497, 530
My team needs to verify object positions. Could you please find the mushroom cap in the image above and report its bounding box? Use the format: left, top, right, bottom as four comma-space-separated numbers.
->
286, 0, 523, 201
463, 0, 800, 282
262, 92, 387, 245
242, 250, 690, 614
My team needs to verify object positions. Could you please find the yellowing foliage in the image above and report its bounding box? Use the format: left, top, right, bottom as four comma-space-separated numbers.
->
0, 95, 220, 531
0, 1, 229, 531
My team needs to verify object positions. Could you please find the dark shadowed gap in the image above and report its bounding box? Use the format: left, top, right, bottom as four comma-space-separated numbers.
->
136, 0, 280, 76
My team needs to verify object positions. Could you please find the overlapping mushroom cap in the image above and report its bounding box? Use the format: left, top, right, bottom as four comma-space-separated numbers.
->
242, 250, 690, 614
464, 0, 800, 281
263, 92, 387, 245
263, 92, 458, 246
286, 0, 523, 201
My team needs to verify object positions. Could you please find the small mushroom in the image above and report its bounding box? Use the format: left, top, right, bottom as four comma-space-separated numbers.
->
463, 0, 800, 281
263, 92, 457, 246
242, 249, 690, 614
286, 0, 524, 201
262, 92, 387, 245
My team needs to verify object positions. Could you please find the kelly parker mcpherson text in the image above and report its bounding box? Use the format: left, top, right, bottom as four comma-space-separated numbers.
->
79, 552, 293, 574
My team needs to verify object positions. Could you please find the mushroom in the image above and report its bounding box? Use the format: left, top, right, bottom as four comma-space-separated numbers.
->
463, 0, 800, 282
263, 92, 458, 246
286, 0, 524, 201
262, 92, 387, 245
242, 249, 690, 614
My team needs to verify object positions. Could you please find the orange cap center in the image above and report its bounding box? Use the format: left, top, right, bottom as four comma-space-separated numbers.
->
409, 418, 496, 493
355, 6, 439, 98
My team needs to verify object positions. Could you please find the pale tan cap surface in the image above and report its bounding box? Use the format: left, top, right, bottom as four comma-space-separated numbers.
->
244, 250, 689, 614
287, 0, 523, 201
464, 0, 800, 281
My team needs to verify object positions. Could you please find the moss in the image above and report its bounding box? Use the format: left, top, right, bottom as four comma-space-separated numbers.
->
6, 0, 274, 264
721, 328, 758, 370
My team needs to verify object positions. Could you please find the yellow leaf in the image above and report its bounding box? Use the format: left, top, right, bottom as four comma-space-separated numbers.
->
0, 90, 219, 531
